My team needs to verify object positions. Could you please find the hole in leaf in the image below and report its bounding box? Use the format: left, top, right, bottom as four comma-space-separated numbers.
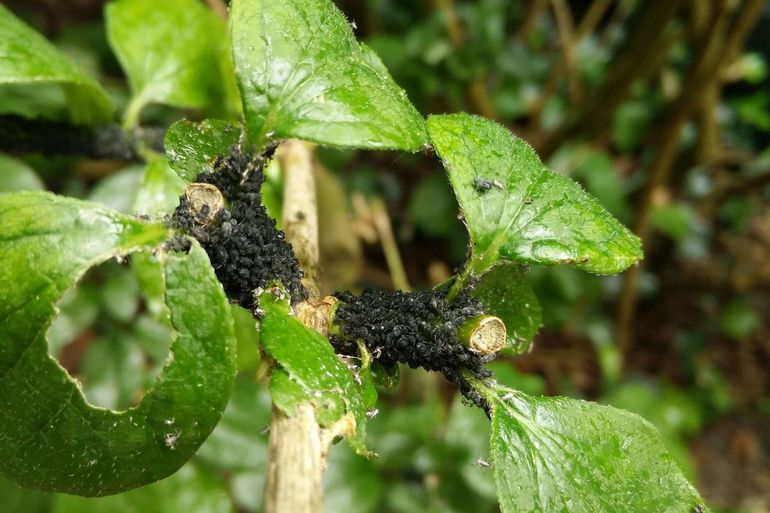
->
46, 255, 173, 411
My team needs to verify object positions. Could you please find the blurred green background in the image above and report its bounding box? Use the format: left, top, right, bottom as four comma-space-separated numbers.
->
1, 0, 769, 512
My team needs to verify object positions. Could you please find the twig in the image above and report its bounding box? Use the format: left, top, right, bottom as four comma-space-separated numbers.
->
575, 0, 612, 40
263, 140, 324, 513
537, 0, 685, 157
430, 0, 498, 119
528, 0, 580, 134
370, 198, 412, 292
205, 0, 229, 20
550, 0, 580, 102
616, 0, 764, 355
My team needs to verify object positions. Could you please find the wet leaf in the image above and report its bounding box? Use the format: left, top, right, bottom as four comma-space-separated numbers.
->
106, 0, 230, 126
0, 4, 112, 124
259, 291, 370, 454
472, 264, 541, 352
0, 192, 236, 496
230, 0, 427, 150
427, 114, 642, 277
488, 386, 709, 513
164, 119, 242, 182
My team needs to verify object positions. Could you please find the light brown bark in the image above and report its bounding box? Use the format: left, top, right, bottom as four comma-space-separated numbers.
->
263, 140, 325, 513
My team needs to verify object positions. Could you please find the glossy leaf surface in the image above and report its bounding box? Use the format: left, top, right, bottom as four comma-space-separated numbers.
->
487, 386, 709, 513
472, 264, 541, 352
230, 0, 427, 150
259, 291, 369, 454
164, 119, 242, 182
0, 4, 112, 124
0, 193, 236, 496
427, 114, 642, 276
106, 0, 229, 126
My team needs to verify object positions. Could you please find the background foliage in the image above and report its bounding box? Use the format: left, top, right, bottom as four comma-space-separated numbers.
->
0, 0, 768, 511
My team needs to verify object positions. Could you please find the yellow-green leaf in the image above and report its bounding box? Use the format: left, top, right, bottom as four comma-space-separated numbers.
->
489, 387, 709, 513
427, 114, 642, 277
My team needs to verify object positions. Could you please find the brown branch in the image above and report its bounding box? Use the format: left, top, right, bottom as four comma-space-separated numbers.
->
430, 0, 498, 119
616, 0, 765, 355
528, 0, 580, 134
370, 198, 412, 292
537, 0, 686, 157
263, 141, 324, 513
550, 0, 580, 102
205, 0, 229, 20
575, 0, 612, 40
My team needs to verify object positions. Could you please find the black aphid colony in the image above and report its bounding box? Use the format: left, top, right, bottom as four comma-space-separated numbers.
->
330, 287, 493, 412
171, 146, 306, 309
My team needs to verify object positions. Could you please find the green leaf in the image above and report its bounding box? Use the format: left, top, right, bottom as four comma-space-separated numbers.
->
487, 386, 709, 513
0, 4, 112, 124
106, 0, 230, 127
79, 333, 146, 410
87, 165, 144, 213
324, 444, 383, 513
134, 153, 187, 216
231, 305, 262, 372
0, 155, 45, 192
196, 377, 271, 472
259, 290, 370, 454
427, 114, 642, 278
53, 462, 233, 513
164, 119, 242, 182
230, 0, 427, 150
472, 264, 541, 352
0, 192, 236, 496
0, 474, 51, 513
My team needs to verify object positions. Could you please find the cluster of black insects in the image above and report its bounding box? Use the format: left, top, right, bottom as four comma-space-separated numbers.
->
170, 145, 305, 309
171, 145, 493, 412
330, 288, 492, 411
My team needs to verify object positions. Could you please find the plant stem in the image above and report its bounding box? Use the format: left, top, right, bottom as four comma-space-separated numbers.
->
280, 140, 321, 297
457, 314, 506, 355
263, 140, 324, 513
445, 264, 472, 302
122, 96, 145, 131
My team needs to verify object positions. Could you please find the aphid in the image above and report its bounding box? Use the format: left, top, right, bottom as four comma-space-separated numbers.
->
472, 177, 503, 192
171, 146, 306, 310
474, 458, 492, 468
329, 287, 492, 412
692, 505, 705, 513
164, 430, 181, 449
